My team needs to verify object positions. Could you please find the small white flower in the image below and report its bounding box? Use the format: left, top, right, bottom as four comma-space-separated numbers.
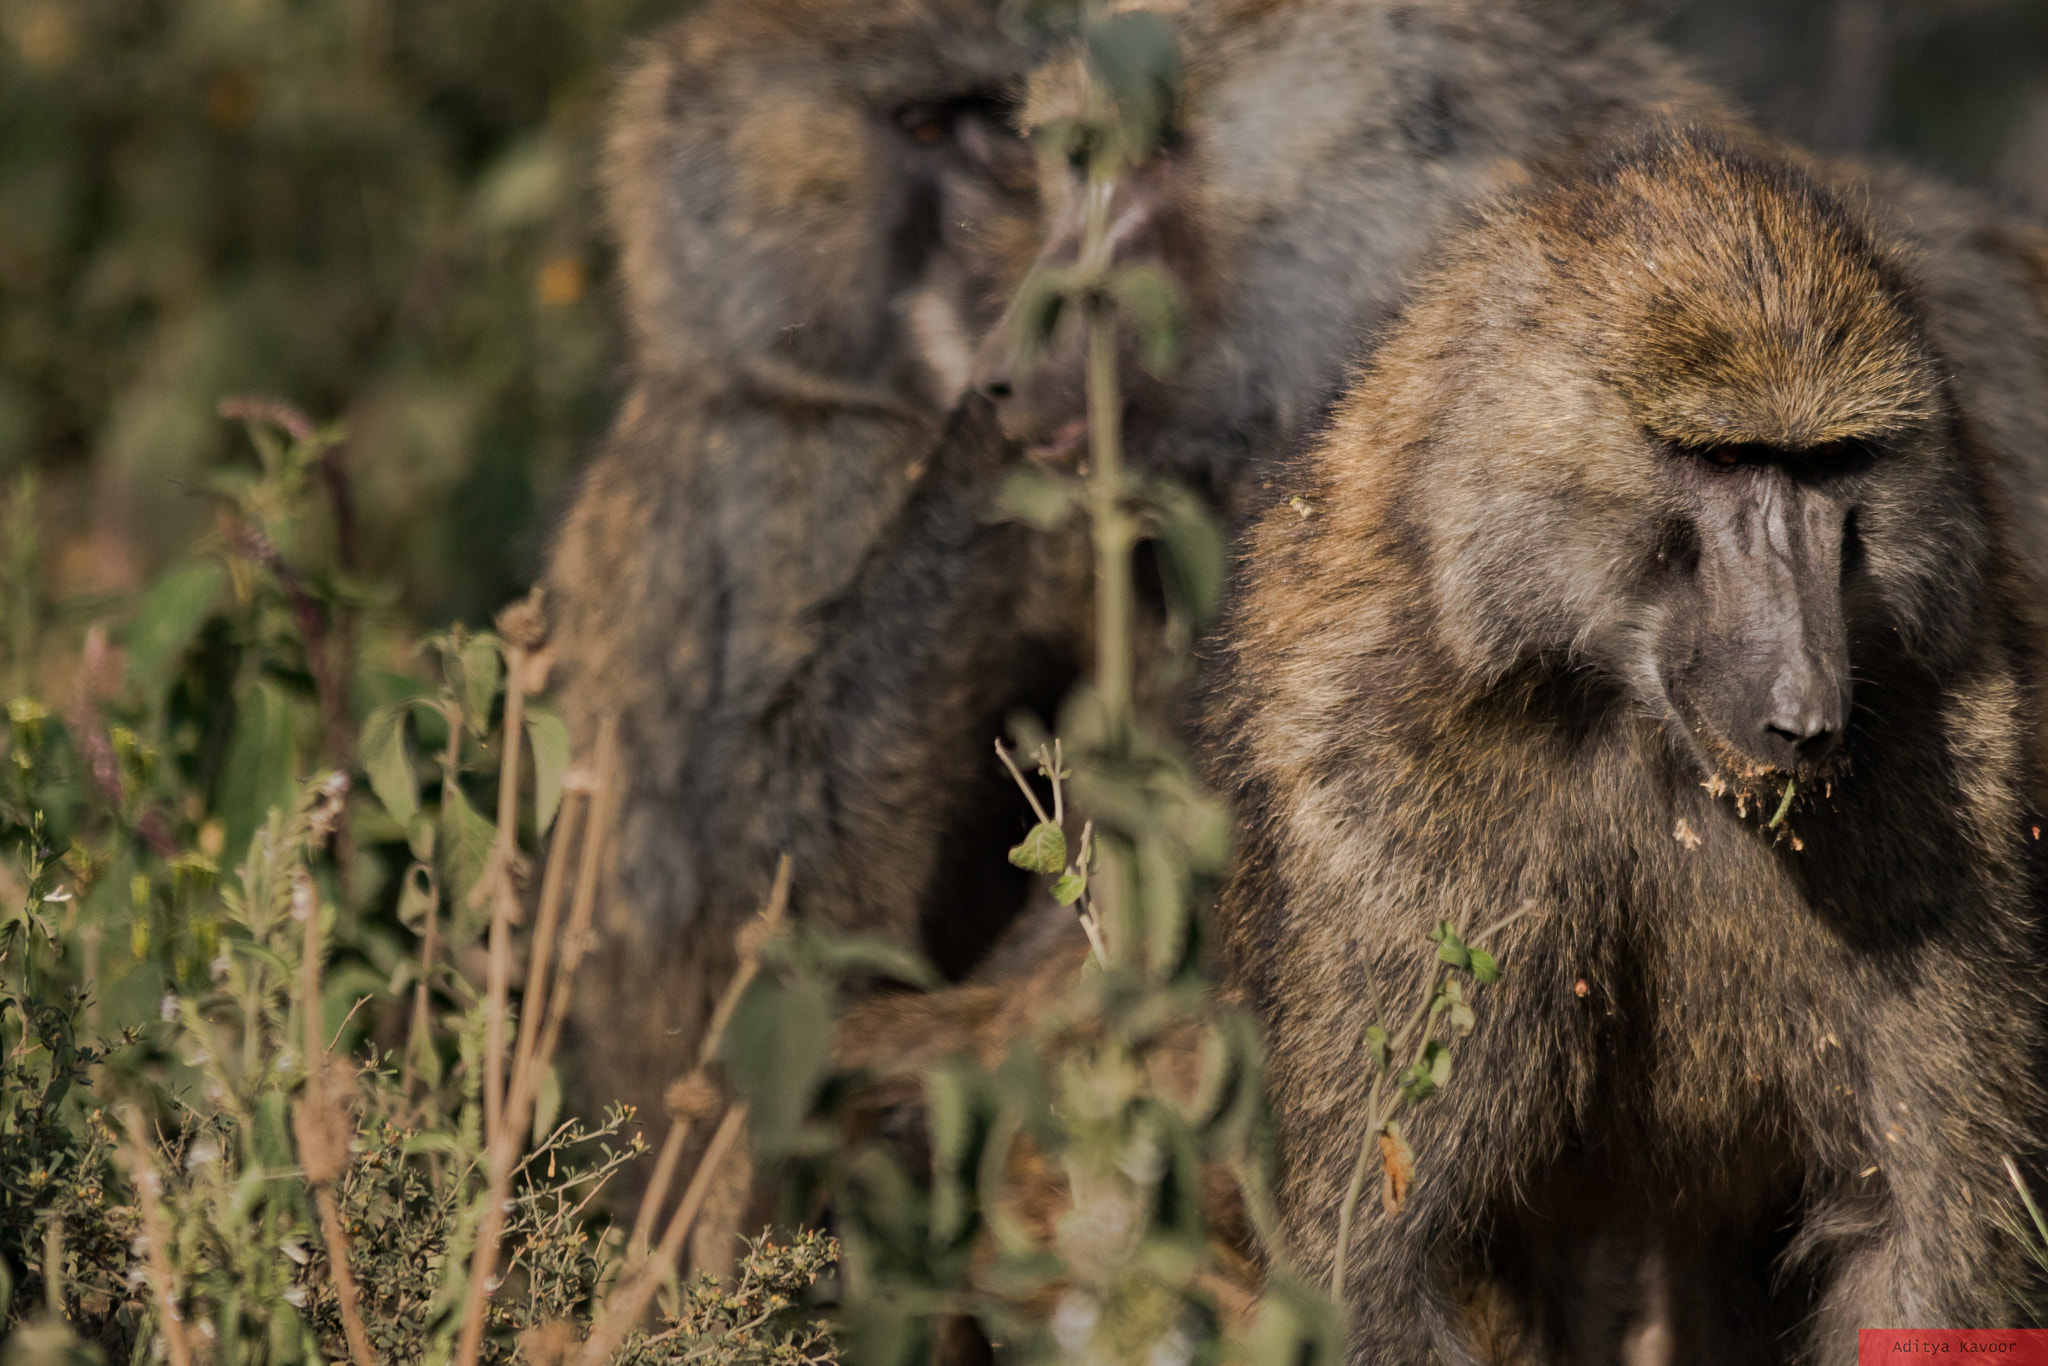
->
159, 993, 179, 1022
184, 1138, 221, 1171
290, 869, 317, 923
42, 887, 72, 903
209, 954, 232, 981
281, 1240, 310, 1265
282, 1286, 308, 1308
1148, 1326, 1194, 1366
1052, 1292, 1098, 1354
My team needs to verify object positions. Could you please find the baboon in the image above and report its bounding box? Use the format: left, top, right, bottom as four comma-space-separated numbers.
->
556, 0, 1730, 1139
545, 0, 1068, 1162
974, 0, 1724, 521
1211, 129, 2048, 1360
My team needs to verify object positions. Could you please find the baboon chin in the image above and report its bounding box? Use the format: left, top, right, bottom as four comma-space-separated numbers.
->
1214, 128, 2047, 1362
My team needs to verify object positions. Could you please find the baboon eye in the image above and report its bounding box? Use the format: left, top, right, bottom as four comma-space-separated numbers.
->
1801, 439, 1879, 478
896, 104, 950, 144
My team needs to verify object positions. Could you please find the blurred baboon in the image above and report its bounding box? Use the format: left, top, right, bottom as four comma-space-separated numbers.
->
974, 0, 1724, 521
545, 0, 1065, 1165
1211, 130, 2048, 1360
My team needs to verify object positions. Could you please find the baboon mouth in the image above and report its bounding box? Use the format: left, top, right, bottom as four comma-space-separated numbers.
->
1686, 717, 1846, 811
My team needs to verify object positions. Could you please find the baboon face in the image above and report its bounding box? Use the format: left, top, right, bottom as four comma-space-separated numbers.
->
1652, 437, 1869, 777
607, 0, 1039, 389
1413, 139, 1974, 790
885, 91, 1043, 402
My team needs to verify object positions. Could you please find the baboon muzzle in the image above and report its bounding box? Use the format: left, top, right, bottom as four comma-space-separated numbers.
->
1689, 467, 1853, 777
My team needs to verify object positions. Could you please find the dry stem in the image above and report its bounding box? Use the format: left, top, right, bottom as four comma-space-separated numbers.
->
120, 1107, 193, 1366
453, 717, 619, 1366
575, 1104, 750, 1366
297, 861, 379, 1366
484, 640, 531, 1152
626, 857, 791, 1266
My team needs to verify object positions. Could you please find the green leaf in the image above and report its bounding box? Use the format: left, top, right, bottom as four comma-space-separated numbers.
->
1109, 262, 1183, 374
395, 862, 436, 933
1364, 1024, 1390, 1071
1399, 1043, 1451, 1103
524, 707, 571, 834
531, 1064, 561, 1146
1007, 821, 1067, 875
437, 783, 496, 949
460, 635, 502, 736
1007, 265, 1074, 363
1468, 947, 1500, 985
123, 560, 226, 699
1051, 870, 1087, 906
804, 933, 941, 990
721, 975, 834, 1160
997, 464, 1084, 531
1435, 925, 1471, 972
1145, 477, 1226, 628
1086, 9, 1181, 156
215, 680, 302, 859
360, 703, 419, 825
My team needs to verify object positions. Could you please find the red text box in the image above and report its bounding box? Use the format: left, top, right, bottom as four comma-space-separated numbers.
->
1859, 1331, 2048, 1365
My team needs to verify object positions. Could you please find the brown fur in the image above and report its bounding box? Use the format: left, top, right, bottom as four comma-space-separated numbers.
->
544, 0, 1062, 1219
1211, 129, 2048, 1361
977, 0, 1728, 522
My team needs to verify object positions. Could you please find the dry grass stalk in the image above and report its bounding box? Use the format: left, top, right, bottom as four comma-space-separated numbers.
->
625, 857, 791, 1266
483, 636, 532, 1151
573, 1103, 751, 1366
120, 1106, 194, 1366
295, 868, 380, 1366
453, 716, 620, 1366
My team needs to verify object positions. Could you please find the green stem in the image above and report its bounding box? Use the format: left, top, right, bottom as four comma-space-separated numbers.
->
1086, 308, 1132, 738
1767, 776, 1798, 830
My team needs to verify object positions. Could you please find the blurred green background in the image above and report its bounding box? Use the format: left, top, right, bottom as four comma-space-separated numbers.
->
2, 0, 2045, 633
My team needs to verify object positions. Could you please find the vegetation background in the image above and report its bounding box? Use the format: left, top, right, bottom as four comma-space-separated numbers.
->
4, 0, 2048, 642
4, 1, 2048, 1363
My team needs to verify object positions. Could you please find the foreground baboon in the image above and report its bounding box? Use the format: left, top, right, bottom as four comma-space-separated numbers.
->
1212, 129, 2048, 1359
546, 0, 1063, 1159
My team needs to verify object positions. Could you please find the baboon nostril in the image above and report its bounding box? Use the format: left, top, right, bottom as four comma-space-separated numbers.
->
1766, 720, 1838, 763
984, 379, 1013, 401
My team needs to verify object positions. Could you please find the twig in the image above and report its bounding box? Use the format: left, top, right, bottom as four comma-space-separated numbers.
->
400, 865, 440, 1103
297, 862, 380, 1366
506, 781, 588, 1149
994, 740, 1053, 826
626, 857, 791, 1267
314, 1186, 379, 1366
1330, 904, 1536, 1302
575, 1104, 750, 1366
454, 718, 620, 1366
120, 1107, 194, 1366
484, 640, 531, 1154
